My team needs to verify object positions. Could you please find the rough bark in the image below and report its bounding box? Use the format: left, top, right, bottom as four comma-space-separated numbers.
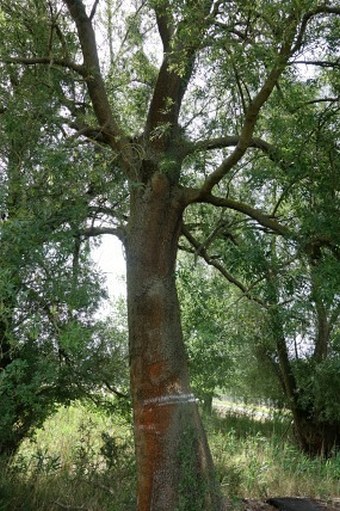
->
126, 173, 222, 510
314, 301, 330, 362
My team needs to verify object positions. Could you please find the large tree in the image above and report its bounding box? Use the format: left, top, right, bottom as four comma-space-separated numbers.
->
1, 0, 339, 508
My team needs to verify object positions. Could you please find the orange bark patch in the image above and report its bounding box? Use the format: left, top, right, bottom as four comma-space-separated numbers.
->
136, 401, 174, 510
148, 361, 164, 384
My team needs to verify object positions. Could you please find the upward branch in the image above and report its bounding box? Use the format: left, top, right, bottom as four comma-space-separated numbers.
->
292, 5, 340, 54
63, 0, 131, 165
154, 0, 174, 52
199, 15, 300, 196
146, 1, 213, 150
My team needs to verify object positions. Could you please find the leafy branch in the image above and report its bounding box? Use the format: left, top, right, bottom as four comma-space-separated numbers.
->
181, 225, 266, 307
199, 24, 297, 194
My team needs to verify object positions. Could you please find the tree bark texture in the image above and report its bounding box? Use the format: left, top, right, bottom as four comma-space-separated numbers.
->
126, 174, 222, 510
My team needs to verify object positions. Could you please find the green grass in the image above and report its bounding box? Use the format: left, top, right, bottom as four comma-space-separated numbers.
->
0, 403, 136, 511
207, 411, 340, 500
0, 404, 339, 510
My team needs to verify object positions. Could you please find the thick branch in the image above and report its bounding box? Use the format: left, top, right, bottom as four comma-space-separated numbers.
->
68, 123, 108, 144
81, 226, 126, 243
89, 0, 100, 20
154, 1, 173, 51
185, 189, 291, 237
145, 57, 194, 151
186, 135, 278, 160
146, 1, 213, 149
200, 26, 296, 194
63, 0, 130, 161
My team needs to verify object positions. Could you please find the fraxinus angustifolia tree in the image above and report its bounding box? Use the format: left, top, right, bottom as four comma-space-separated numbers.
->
1, 0, 340, 508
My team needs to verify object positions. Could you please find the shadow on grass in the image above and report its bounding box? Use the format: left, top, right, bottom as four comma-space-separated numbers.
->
205, 408, 293, 441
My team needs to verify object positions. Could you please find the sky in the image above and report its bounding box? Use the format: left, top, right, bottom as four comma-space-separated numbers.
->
91, 235, 127, 315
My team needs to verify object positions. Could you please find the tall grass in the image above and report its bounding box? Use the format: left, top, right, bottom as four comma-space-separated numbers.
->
0, 403, 136, 511
207, 411, 340, 500
0, 404, 339, 510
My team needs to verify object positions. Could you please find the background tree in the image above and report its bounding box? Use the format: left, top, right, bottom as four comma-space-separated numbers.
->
177, 254, 285, 412
179, 57, 340, 454
178, 257, 234, 415
0, 8, 129, 455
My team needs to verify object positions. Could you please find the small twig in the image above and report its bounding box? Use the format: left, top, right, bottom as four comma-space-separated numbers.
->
3, 56, 84, 75
181, 225, 267, 307
83, 478, 115, 496
103, 379, 129, 399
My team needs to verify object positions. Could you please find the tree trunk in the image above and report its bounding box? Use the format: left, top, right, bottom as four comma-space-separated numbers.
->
126, 174, 222, 510
269, 306, 339, 457
293, 415, 340, 457
202, 394, 214, 416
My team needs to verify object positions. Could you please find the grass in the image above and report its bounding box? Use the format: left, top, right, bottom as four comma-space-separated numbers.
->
207, 412, 340, 500
0, 403, 136, 511
0, 403, 339, 510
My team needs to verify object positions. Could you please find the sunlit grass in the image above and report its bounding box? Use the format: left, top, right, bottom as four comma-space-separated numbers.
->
0, 402, 136, 511
0, 403, 339, 510
207, 411, 340, 500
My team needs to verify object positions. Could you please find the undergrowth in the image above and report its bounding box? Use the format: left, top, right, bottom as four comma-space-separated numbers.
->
207, 411, 340, 500
0, 403, 136, 511
0, 404, 339, 510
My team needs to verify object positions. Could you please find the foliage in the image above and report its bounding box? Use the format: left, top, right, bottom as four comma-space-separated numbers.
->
178, 257, 233, 407
0, 2, 131, 453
